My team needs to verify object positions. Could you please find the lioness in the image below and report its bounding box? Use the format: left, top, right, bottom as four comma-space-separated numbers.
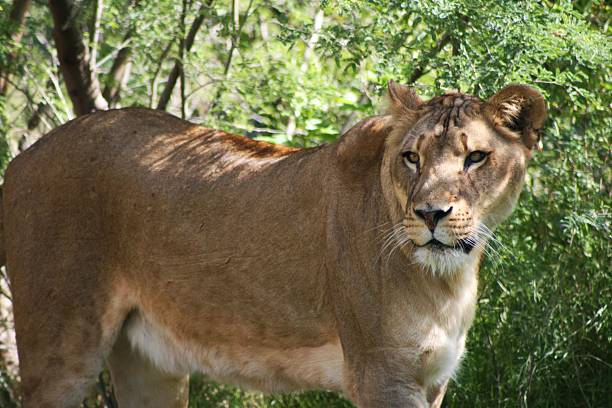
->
1, 82, 545, 407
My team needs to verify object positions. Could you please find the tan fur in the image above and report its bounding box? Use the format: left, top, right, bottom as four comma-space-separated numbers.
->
1, 83, 545, 407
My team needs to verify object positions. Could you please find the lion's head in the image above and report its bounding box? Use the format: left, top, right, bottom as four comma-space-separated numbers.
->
381, 82, 546, 274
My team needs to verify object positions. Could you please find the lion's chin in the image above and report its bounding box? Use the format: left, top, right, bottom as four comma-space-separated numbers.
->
413, 246, 476, 276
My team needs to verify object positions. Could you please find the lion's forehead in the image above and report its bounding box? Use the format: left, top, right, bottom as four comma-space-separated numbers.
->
409, 116, 497, 157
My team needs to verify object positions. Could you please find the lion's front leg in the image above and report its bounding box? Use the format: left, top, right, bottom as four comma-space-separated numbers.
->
343, 355, 428, 408
427, 380, 448, 408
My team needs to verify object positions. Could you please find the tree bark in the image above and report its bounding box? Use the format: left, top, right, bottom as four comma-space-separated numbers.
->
156, 1, 212, 111
48, 0, 108, 116
0, 0, 32, 95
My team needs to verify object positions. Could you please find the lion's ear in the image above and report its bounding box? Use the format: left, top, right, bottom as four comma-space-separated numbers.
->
485, 85, 547, 149
387, 80, 422, 117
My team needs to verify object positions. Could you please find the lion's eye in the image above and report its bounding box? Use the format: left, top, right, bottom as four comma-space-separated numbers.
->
465, 151, 488, 168
402, 151, 420, 167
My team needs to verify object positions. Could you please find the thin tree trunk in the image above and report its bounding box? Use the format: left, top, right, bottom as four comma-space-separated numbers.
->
0, 0, 32, 95
286, 8, 324, 141
150, 40, 173, 108
300, 9, 324, 72
48, 0, 108, 116
89, 0, 104, 70
102, 31, 133, 106
156, 0, 212, 111
102, 0, 139, 106
206, 0, 254, 114
179, 0, 188, 119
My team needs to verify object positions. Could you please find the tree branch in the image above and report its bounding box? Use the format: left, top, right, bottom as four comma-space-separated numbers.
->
4, 76, 59, 127
48, 0, 108, 116
407, 33, 451, 84
102, 0, 140, 107
156, 0, 213, 111
221, 0, 240, 77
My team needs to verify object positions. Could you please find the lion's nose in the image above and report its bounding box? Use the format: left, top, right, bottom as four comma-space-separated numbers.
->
414, 206, 453, 232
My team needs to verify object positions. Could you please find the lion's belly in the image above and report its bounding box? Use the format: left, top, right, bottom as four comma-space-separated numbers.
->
125, 312, 344, 392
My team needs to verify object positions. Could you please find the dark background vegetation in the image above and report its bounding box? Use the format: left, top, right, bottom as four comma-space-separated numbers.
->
0, 0, 610, 407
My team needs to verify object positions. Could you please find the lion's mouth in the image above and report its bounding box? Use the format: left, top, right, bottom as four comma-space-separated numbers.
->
421, 239, 475, 254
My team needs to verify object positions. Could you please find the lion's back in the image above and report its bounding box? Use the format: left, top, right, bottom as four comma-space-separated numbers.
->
5, 109, 191, 187
4, 107, 298, 199
2, 108, 302, 285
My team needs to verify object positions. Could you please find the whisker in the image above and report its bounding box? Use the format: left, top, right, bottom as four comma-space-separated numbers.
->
365, 221, 392, 234
458, 223, 504, 262
477, 224, 508, 256
376, 222, 406, 265
384, 226, 412, 267
469, 223, 509, 263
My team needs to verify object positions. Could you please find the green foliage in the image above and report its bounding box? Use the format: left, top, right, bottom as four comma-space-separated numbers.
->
188, 374, 354, 408
0, 0, 609, 407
